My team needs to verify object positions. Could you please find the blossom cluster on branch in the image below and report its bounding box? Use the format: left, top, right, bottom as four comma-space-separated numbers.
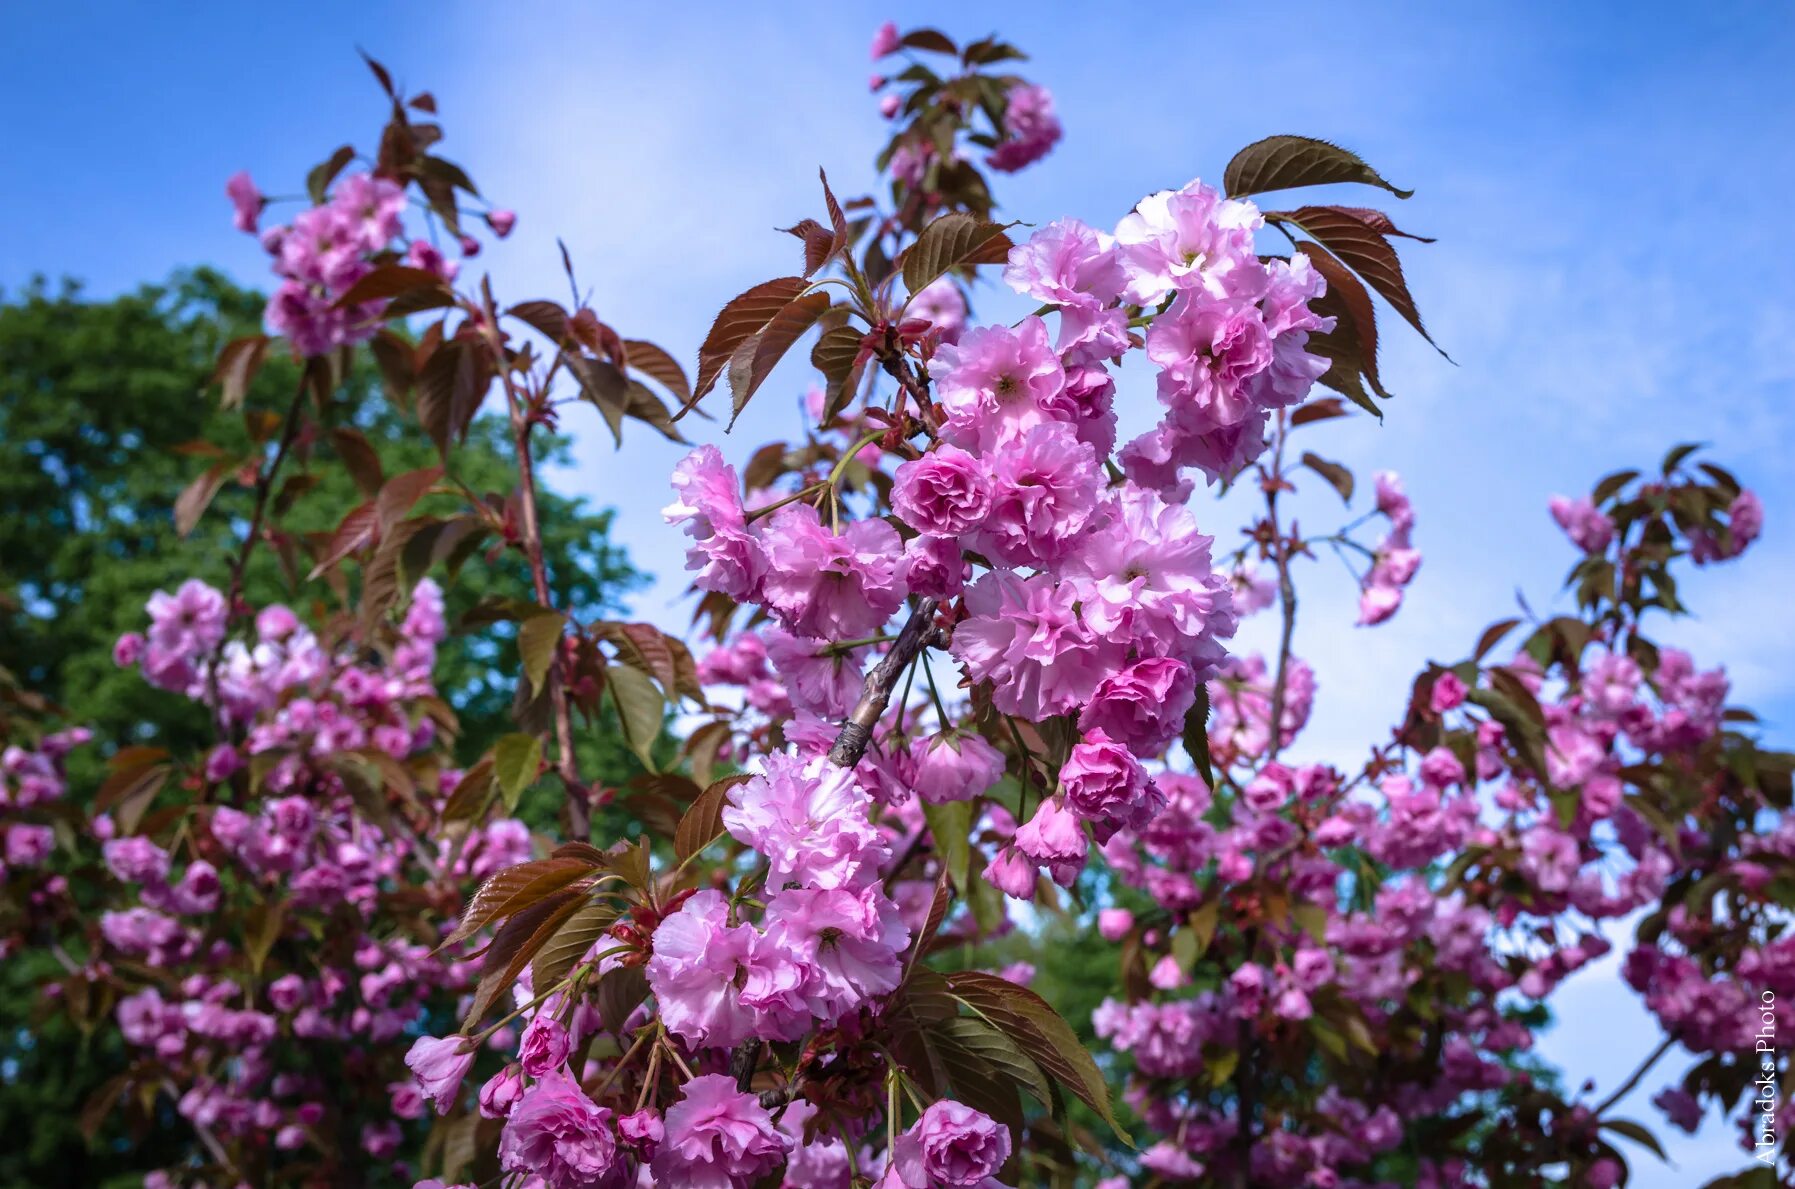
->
7, 18, 1789, 1189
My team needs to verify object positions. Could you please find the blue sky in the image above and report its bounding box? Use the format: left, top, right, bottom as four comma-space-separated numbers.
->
3, 2, 1791, 1182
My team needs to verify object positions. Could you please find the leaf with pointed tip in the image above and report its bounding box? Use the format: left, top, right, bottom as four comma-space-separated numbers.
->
621, 380, 687, 444
465, 889, 585, 1027
1182, 682, 1214, 790
676, 774, 750, 862
446, 857, 599, 947
531, 900, 618, 992
518, 611, 565, 699
1279, 207, 1444, 355
308, 502, 378, 579
493, 733, 543, 812
622, 339, 692, 404
1297, 241, 1387, 398
212, 335, 269, 410
376, 466, 442, 536
607, 665, 665, 769
508, 300, 569, 343
331, 427, 385, 497
1300, 452, 1355, 504
945, 970, 1132, 1145
306, 144, 356, 204
690, 277, 810, 407
902, 214, 1014, 298
729, 291, 833, 428
1224, 135, 1413, 199
812, 324, 867, 421
900, 28, 957, 54
175, 463, 232, 537
334, 265, 451, 309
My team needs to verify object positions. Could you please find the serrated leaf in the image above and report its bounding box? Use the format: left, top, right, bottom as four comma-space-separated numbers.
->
531, 900, 617, 992
606, 664, 664, 770
465, 888, 586, 1027
945, 970, 1132, 1145
518, 611, 565, 698
902, 213, 1015, 298
690, 276, 810, 407
1182, 682, 1214, 789
493, 733, 543, 812
676, 774, 750, 863
812, 324, 866, 420
1224, 135, 1413, 200
445, 856, 599, 947
1281, 208, 1443, 354
727, 291, 832, 428
622, 338, 692, 404
1299, 240, 1388, 399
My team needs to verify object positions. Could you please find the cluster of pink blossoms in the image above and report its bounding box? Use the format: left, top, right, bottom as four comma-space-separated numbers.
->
100, 579, 537, 1177
1357, 471, 1421, 625
0, 726, 89, 930
226, 166, 512, 357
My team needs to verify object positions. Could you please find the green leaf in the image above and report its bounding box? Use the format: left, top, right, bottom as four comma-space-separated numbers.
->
902, 213, 1015, 298
1182, 683, 1214, 789
1223, 135, 1413, 200
493, 733, 543, 812
922, 799, 974, 894
518, 611, 565, 698
946, 971, 1132, 1145
606, 664, 665, 770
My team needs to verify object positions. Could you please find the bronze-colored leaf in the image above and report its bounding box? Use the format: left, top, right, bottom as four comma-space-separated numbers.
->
174, 463, 232, 537
1280, 207, 1444, 354
729, 291, 833, 428
622, 339, 692, 404
1300, 451, 1355, 504
446, 856, 599, 948
212, 335, 269, 410
901, 213, 1014, 298
1223, 135, 1413, 200
333, 265, 451, 309
531, 900, 617, 992
676, 774, 751, 863
691, 277, 811, 407
493, 733, 543, 812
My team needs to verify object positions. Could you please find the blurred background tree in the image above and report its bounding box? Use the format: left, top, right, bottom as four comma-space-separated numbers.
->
0, 269, 649, 1185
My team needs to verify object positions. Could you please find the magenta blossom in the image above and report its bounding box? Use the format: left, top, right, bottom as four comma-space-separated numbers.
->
497, 1072, 621, 1188
651, 1073, 790, 1188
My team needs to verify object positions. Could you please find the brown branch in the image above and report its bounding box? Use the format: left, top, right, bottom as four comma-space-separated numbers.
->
827, 597, 942, 769
1594, 1032, 1677, 1117
481, 295, 590, 841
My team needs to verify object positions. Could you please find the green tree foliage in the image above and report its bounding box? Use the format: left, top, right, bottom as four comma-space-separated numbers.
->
0, 270, 647, 1185
0, 269, 644, 770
